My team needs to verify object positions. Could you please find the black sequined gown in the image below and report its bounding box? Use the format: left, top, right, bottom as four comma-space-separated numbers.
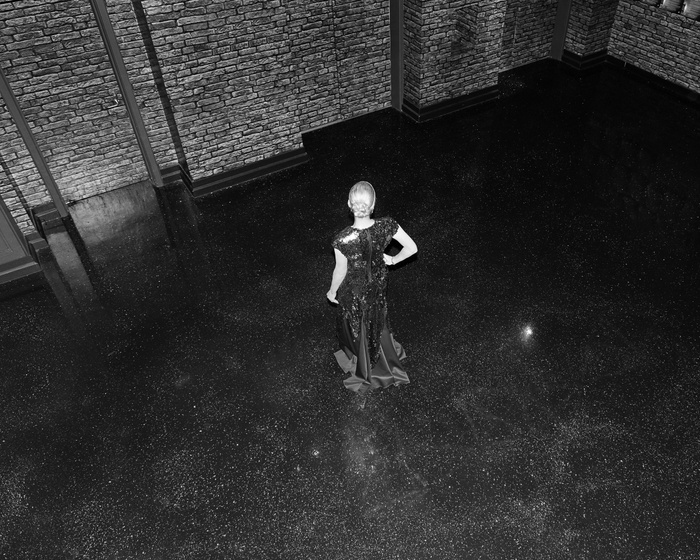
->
331, 216, 409, 393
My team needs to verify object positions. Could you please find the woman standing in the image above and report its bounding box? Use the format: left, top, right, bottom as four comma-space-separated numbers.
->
327, 181, 418, 398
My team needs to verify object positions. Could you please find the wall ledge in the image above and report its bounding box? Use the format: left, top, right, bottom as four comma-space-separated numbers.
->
558, 51, 700, 106
0, 232, 43, 288
561, 49, 609, 72
0, 258, 42, 289
402, 85, 500, 123
29, 202, 64, 237
25, 231, 49, 259
191, 147, 309, 198
605, 56, 700, 106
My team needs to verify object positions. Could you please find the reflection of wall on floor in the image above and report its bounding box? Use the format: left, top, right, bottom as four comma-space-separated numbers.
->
28, 180, 210, 325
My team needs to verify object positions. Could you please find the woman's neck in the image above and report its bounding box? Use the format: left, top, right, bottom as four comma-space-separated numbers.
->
353, 216, 374, 229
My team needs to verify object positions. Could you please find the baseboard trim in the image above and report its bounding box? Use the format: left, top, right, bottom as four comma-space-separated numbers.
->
605, 55, 700, 105
402, 84, 500, 123
191, 147, 309, 197
161, 163, 193, 190
161, 164, 182, 185
558, 52, 700, 105
561, 49, 608, 72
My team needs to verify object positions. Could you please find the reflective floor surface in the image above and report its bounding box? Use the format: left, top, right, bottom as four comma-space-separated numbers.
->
1, 61, 700, 559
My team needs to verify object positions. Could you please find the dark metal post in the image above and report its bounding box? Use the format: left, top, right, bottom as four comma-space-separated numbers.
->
89, 0, 163, 187
550, 0, 573, 60
390, 0, 405, 111
0, 65, 70, 218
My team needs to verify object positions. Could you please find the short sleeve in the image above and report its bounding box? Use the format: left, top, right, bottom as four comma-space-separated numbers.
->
332, 228, 351, 255
385, 216, 399, 237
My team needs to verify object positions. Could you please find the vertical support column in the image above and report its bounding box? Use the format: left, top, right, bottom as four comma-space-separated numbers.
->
550, 0, 573, 60
390, 0, 405, 111
0, 65, 69, 218
89, 0, 163, 187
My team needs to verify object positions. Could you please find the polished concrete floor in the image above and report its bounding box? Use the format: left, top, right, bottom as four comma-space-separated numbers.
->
1, 61, 700, 559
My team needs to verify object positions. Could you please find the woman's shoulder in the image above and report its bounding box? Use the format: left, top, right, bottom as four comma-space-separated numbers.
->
377, 216, 399, 233
332, 225, 355, 246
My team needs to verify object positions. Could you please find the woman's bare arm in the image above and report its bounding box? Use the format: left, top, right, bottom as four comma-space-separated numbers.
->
327, 248, 348, 303
384, 226, 418, 266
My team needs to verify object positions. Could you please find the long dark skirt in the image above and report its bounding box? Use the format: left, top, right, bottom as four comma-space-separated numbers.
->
334, 310, 409, 394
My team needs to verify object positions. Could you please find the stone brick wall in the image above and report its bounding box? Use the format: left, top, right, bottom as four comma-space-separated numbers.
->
141, 0, 302, 179
0, 0, 390, 233
404, 0, 507, 108
565, 0, 592, 55
586, 0, 619, 54
565, 0, 619, 56
333, 0, 391, 118
0, 0, 175, 234
609, 0, 700, 94
5, 0, 698, 242
403, 0, 557, 109
501, 0, 558, 71
141, 0, 391, 182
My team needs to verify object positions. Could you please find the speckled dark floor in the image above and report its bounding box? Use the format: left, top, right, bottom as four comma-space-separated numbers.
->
2, 61, 700, 559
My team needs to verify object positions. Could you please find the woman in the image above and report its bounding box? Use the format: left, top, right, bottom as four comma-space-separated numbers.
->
327, 181, 417, 398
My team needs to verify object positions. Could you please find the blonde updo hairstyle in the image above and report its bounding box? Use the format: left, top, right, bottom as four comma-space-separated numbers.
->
348, 181, 376, 218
